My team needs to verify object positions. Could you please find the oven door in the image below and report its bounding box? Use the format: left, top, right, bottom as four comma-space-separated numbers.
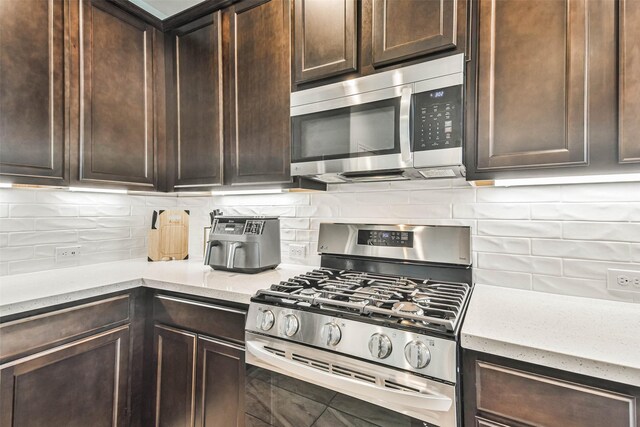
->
245, 333, 457, 427
290, 85, 413, 177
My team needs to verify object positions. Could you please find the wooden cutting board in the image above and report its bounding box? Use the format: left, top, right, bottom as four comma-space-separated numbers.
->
148, 210, 190, 261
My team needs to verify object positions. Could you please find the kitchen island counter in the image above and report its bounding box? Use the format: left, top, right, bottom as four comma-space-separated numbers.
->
0, 258, 313, 317
462, 284, 640, 387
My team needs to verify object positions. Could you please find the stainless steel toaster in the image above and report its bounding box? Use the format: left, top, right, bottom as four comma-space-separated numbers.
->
204, 216, 281, 273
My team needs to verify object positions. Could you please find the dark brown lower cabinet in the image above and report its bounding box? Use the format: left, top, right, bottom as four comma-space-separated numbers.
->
463, 350, 640, 427
152, 324, 245, 427
153, 324, 197, 427
0, 325, 130, 427
195, 336, 245, 427
152, 294, 247, 427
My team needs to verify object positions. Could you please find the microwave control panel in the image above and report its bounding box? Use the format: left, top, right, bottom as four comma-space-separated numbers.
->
413, 85, 462, 151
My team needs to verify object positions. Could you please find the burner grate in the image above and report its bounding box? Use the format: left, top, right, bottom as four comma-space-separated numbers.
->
257, 268, 471, 333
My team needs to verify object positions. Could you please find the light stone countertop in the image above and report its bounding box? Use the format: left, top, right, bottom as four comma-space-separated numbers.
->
0, 258, 313, 317
462, 284, 640, 387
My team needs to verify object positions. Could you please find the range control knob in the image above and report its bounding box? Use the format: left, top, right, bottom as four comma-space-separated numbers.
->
321, 323, 342, 346
282, 314, 299, 337
368, 333, 392, 359
256, 310, 275, 331
404, 340, 431, 369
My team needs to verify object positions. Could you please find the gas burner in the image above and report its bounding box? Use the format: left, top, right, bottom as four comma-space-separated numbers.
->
298, 288, 322, 298
392, 302, 425, 316
254, 267, 471, 334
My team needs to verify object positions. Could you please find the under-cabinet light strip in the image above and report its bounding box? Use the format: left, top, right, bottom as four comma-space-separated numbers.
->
493, 173, 640, 187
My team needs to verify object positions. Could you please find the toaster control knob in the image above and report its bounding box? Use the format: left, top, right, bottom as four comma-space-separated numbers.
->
257, 310, 275, 331
282, 314, 299, 337
404, 340, 431, 369
368, 333, 392, 359
321, 323, 341, 346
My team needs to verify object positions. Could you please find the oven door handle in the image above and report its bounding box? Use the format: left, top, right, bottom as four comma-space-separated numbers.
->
246, 340, 452, 413
399, 86, 413, 165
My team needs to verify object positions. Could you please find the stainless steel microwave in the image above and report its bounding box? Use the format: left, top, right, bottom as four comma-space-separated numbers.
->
290, 54, 465, 183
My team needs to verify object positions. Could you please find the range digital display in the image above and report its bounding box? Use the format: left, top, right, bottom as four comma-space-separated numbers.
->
357, 230, 413, 247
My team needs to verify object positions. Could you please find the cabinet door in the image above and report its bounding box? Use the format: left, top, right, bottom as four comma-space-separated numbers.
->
473, 0, 588, 172
619, 0, 640, 164
0, 0, 67, 185
475, 361, 636, 427
153, 324, 197, 427
293, 0, 357, 84
195, 336, 245, 427
170, 13, 224, 190
224, 0, 291, 185
0, 326, 129, 427
77, 0, 155, 188
371, 0, 457, 67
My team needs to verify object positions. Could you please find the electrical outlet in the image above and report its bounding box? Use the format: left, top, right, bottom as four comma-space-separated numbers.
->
607, 268, 640, 292
56, 246, 81, 262
288, 243, 307, 259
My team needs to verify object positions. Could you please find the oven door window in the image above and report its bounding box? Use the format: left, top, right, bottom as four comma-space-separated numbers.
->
291, 97, 401, 163
246, 365, 426, 427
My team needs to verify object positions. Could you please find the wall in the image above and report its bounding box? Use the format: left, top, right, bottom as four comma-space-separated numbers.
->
0, 188, 213, 276
1, 180, 639, 304
216, 179, 640, 304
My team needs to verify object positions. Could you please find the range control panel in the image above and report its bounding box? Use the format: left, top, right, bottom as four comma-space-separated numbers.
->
413, 85, 462, 151
213, 218, 266, 235
357, 230, 414, 247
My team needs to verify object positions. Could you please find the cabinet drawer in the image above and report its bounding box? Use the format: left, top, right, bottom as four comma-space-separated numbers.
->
476, 361, 636, 427
0, 294, 130, 362
153, 295, 246, 343
476, 417, 510, 427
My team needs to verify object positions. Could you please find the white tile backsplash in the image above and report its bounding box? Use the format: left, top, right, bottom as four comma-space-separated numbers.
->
1, 182, 639, 304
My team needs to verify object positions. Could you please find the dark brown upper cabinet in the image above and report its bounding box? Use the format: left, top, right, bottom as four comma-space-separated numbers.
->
464, 0, 629, 181
292, 0, 466, 90
371, 0, 456, 67
619, 0, 640, 164
167, 13, 224, 190
224, 0, 291, 185
293, 0, 357, 84
74, 0, 156, 189
0, 0, 68, 186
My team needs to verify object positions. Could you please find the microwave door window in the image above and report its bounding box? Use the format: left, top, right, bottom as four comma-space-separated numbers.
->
293, 98, 400, 162
350, 106, 395, 154
300, 114, 350, 159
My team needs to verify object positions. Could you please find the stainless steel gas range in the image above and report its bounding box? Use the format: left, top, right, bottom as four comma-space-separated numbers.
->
245, 223, 473, 427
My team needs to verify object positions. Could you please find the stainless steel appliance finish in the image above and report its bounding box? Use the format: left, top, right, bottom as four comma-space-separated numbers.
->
317, 223, 472, 266
204, 216, 280, 273
246, 332, 457, 427
245, 223, 473, 426
290, 54, 465, 183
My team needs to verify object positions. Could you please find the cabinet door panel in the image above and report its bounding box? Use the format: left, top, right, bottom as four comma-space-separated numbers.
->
372, 0, 456, 67
79, 0, 154, 187
195, 336, 245, 427
475, 0, 587, 171
225, 0, 291, 185
172, 13, 224, 189
293, 0, 357, 83
0, 326, 129, 427
476, 361, 635, 427
620, 0, 640, 163
153, 324, 197, 427
0, 0, 67, 184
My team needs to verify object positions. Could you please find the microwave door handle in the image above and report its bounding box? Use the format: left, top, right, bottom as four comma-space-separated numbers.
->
399, 86, 413, 164
246, 340, 452, 413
